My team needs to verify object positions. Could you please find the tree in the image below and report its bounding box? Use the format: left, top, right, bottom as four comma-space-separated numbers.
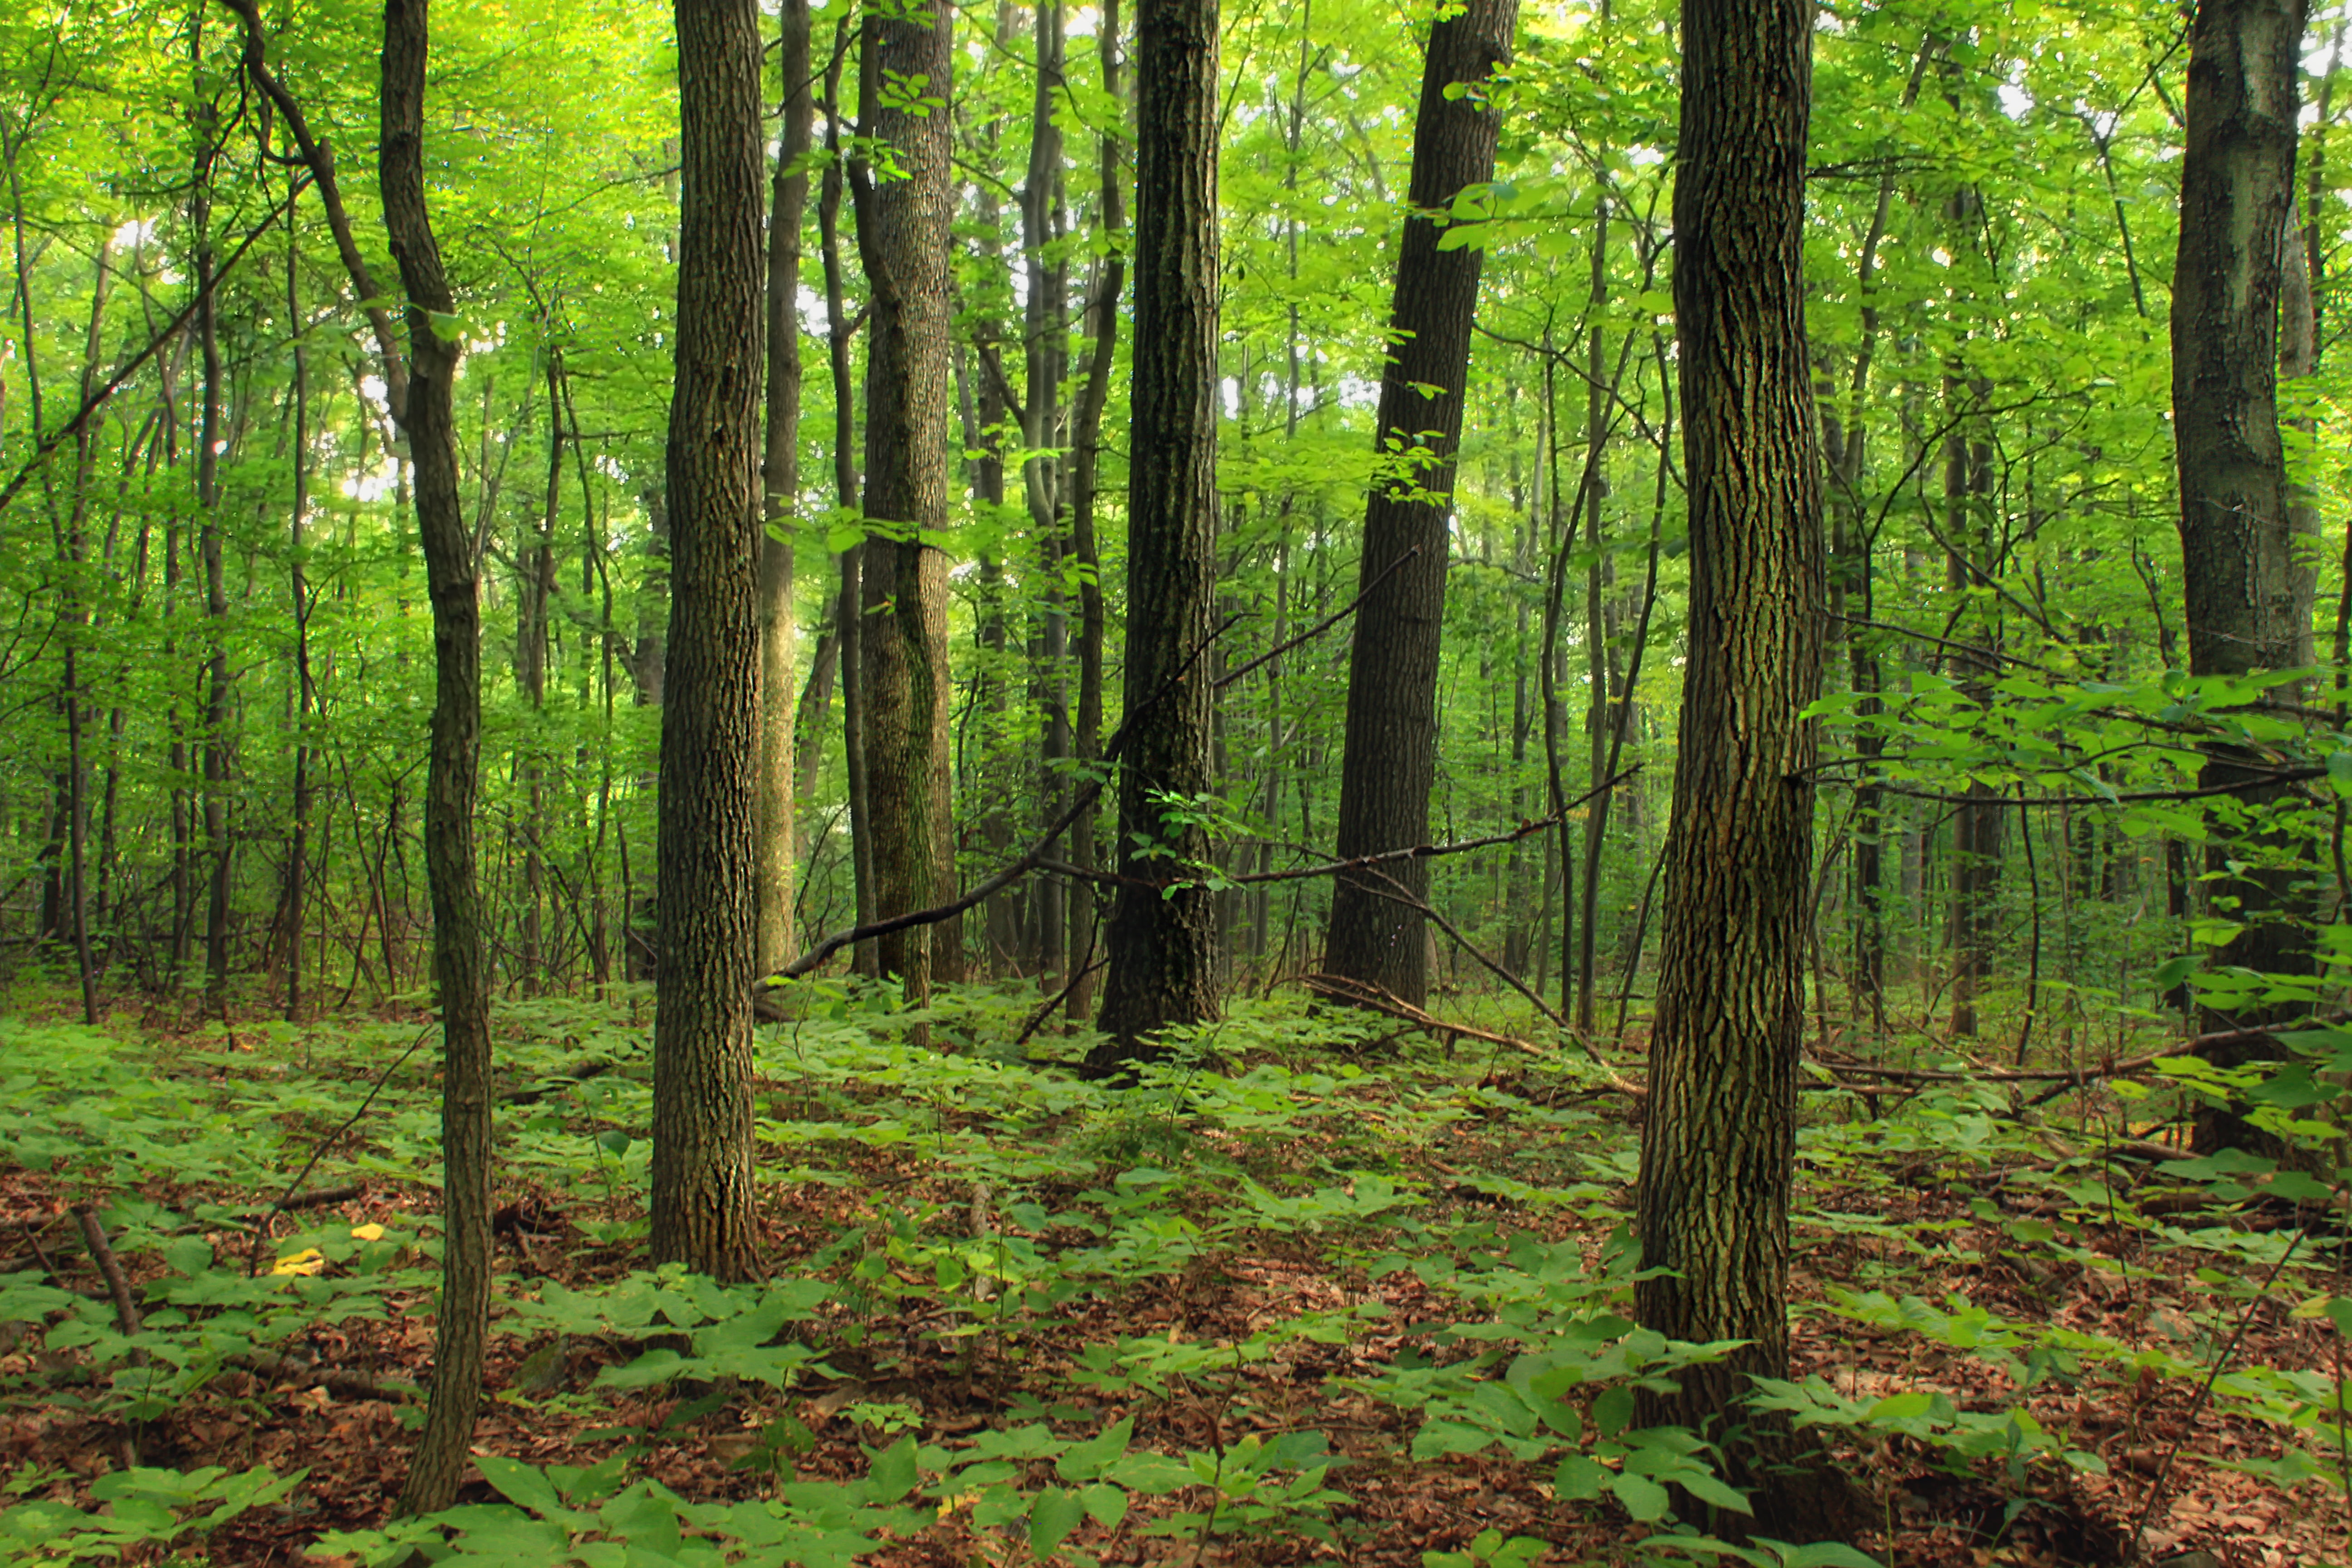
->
650, 0, 768, 1280
1630, 0, 1841, 1534
755, 0, 814, 976
2172, 0, 2314, 1149
851, 0, 958, 1004
1089, 0, 1220, 1062
1322, 0, 1518, 1011
377, 0, 495, 1518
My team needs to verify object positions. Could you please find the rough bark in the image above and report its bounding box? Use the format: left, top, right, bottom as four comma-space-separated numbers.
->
650, 0, 767, 1281
1088, 0, 1221, 1063
380, 0, 495, 1519
1632, 0, 1846, 1536
851, 0, 958, 1003
755, 0, 814, 976
1322, 0, 1517, 1009
2172, 0, 2315, 1151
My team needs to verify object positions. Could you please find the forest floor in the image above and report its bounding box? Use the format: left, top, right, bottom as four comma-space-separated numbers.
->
0, 982, 2345, 1567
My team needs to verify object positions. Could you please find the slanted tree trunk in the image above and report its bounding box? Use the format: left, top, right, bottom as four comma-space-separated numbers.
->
377, 0, 494, 1517
2173, 0, 2314, 1149
851, 0, 958, 1004
1088, 0, 1220, 1064
650, 0, 766, 1280
1322, 0, 1516, 1009
1632, 0, 1846, 1536
755, 0, 814, 976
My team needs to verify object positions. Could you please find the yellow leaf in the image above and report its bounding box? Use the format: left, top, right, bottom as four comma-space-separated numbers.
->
272, 1248, 326, 1277
349, 1224, 386, 1242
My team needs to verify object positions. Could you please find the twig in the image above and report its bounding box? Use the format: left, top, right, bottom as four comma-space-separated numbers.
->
1811, 1012, 2349, 1095
1212, 548, 1417, 691
15, 1220, 64, 1284
247, 1029, 429, 1275
0, 189, 303, 517
71, 1205, 143, 1342
230, 1350, 420, 1404
2127, 1230, 2305, 1561
1017, 945, 1104, 1051
1283, 972, 1641, 1095
763, 609, 1250, 987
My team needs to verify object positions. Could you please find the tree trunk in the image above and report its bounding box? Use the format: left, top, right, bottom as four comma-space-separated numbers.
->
815, 33, 874, 975
851, 0, 958, 1004
2172, 0, 2314, 1151
650, 0, 767, 1281
1323, 0, 1517, 1009
1064, 0, 1124, 1022
1632, 0, 1845, 1536
380, 0, 495, 1519
1088, 0, 1221, 1063
755, 0, 814, 977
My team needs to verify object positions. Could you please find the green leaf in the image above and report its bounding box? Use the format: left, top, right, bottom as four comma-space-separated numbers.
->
1079, 1482, 1127, 1529
475, 1455, 564, 1518
1612, 1470, 1671, 1521
864, 1436, 918, 1504
1592, 1384, 1635, 1437
1057, 1417, 1134, 1481
1029, 1486, 1086, 1557
2327, 748, 2352, 799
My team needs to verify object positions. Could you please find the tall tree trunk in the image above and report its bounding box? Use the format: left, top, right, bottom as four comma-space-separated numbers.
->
284, 192, 314, 1020
1322, 0, 1516, 1009
755, 0, 814, 976
2173, 0, 2314, 1150
1064, 0, 1124, 1023
1025, 0, 1074, 989
816, 33, 874, 975
380, 0, 494, 1518
850, 0, 957, 1004
1632, 0, 1842, 1534
651, 0, 767, 1280
195, 104, 234, 1006
1943, 371, 2000, 1038
1089, 0, 1221, 1063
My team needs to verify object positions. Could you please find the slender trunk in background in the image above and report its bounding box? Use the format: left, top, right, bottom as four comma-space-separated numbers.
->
514, 353, 559, 996
194, 87, 235, 1005
2171, 0, 2315, 1150
1089, 0, 1221, 1064
284, 191, 314, 1020
380, 0, 495, 1517
1825, 162, 1897, 1037
816, 34, 874, 975
1323, 0, 1517, 1010
1574, 185, 1610, 1033
851, 0, 958, 1006
1943, 361, 1999, 1038
755, 0, 814, 976
1633, 0, 1845, 1534
1064, 0, 1124, 1022
1024, 0, 1073, 988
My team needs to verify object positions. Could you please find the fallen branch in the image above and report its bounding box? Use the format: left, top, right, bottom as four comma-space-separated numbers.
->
1280, 972, 1643, 1096
230, 1350, 420, 1404
1811, 1012, 2352, 1096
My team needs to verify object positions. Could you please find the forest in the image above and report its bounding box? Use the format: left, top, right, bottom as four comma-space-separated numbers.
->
3, 0, 2351, 1562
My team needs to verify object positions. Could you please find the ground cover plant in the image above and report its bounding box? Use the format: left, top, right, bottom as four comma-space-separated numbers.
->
3, 987, 2348, 1566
